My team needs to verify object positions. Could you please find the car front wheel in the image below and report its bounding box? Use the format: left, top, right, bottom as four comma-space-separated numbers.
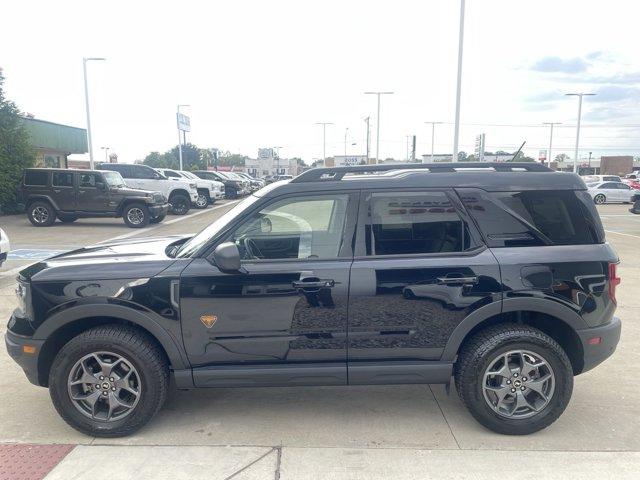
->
454, 323, 573, 435
169, 194, 190, 215
594, 194, 606, 204
123, 203, 150, 228
49, 325, 169, 437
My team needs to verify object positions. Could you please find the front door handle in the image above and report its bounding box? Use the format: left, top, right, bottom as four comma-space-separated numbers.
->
436, 276, 478, 285
292, 279, 335, 290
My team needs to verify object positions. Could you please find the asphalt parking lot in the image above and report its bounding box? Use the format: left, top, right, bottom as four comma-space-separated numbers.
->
0, 202, 639, 479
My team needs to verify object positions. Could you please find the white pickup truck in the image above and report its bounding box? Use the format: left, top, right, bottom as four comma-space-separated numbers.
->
155, 168, 225, 207
98, 163, 198, 215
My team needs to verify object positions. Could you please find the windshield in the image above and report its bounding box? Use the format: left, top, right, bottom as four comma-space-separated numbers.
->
103, 171, 126, 187
175, 195, 262, 257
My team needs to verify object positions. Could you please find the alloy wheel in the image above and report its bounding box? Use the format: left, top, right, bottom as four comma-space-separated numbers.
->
195, 194, 208, 207
482, 349, 555, 419
32, 206, 49, 223
67, 351, 141, 422
127, 207, 145, 225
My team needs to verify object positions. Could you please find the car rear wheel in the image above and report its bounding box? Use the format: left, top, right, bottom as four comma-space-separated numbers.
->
49, 325, 169, 437
28, 201, 56, 227
594, 194, 606, 204
123, 203, 150, 228
169, 194, 190, 215
454, 323, 573, 435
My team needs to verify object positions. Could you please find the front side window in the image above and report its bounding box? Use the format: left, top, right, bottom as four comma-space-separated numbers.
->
230, 194, 350, 260
78, 173, 100, 188
52, 171, 74, 187
365, 191, 472, 256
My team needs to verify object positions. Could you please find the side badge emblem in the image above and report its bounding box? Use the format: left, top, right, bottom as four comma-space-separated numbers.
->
200, 314, 218, 328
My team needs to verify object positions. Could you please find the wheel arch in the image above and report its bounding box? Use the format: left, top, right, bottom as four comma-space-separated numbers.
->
168, 188, 190, 200
34, 304, 190, 387
26, 195, 59, 211
442, 298, 586, 374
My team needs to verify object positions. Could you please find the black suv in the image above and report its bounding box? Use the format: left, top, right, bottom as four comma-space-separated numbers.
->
192, 170, 244, 199
6, 163, 621, 437
20, 168, 169, 228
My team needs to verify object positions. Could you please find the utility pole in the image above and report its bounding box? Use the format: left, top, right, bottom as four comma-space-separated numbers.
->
364, 116, 371, 162
406, 135, 411, 161
425, 122, 443, 163
344, 127, 349, 156
452, 0, 466, 162
315, 123, 333, 162
566, 93, 596, 173
543, 122, 562, 165
83, 57, 106, 169
365, 91, 394, 164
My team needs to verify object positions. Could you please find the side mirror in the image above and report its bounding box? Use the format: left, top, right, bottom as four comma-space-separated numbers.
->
96, 181, 107, 191
212, 242, 242, 272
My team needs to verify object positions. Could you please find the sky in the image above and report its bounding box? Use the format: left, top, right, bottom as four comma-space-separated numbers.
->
2, 0, 639, 164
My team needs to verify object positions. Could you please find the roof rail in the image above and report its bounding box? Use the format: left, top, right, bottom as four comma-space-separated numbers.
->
292, 162, 553, 183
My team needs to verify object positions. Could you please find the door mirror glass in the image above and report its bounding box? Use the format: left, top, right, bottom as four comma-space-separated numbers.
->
212, 242, 242, 272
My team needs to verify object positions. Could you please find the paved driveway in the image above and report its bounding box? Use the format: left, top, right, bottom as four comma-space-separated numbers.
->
0, 203, 639, 479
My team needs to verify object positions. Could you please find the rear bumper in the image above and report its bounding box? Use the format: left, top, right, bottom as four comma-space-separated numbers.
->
5, 326, 44, 386
149, 203, 169, 217
576, 316, 621, 373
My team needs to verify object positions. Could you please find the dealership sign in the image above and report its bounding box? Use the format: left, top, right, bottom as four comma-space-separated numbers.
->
176, 112, 191, 132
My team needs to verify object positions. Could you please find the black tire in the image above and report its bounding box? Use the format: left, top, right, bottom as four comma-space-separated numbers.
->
594, 194, 606, 205
27, 201, 56, 227
49, 325, 169, 437
454, 323, 573, 435
150, 213, 166, 224
122, 203, 150, 228
169, 193, 190, 215
58, 214, 78, 223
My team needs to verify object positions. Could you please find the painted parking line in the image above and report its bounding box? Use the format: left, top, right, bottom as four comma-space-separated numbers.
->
605, 229, 640, 239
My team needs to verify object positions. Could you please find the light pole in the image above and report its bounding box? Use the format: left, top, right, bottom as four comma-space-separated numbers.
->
588, 151, 593, 170
273, 146, 282, 175
425, 122, 443, 163
100, 146, 110, 163
344, 128, 350, 156
364, 116, 371, 162
365, 91, 394, 164
566, 93, 595, 173
177, 104, 190, 170
452, 0, 466, 162
315, 122, 333, 163
543, 122, 562, 165
83, 57, 106, 170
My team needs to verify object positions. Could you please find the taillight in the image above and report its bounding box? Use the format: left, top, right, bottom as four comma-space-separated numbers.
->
608, 262, 621, 305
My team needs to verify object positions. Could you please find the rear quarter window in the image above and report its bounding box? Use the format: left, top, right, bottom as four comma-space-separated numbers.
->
24, 170, 48, 186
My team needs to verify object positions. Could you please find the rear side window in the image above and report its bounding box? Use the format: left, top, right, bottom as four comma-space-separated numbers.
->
132, 166, 158, 179
365, 191, 474, 256
459, 189, 604, 247
24, 170, 48, 186
52, 171, 74, 187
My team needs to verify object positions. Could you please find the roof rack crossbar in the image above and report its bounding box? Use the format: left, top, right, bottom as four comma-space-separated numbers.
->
291, 162, 552, 183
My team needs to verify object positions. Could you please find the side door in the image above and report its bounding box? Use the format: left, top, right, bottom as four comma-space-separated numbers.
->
599, 182, 619, 201
77, 172, 111, 212
615, 182, 634, 202
347, 189, 501, 385
51, 170, 76, 211
179, 191, 359, 387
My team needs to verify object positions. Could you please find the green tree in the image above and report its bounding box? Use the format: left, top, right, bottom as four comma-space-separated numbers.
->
0, 69, 36, 213
142, 151, 165, 168
555, 153, 570, 163
509, 151, 535, 162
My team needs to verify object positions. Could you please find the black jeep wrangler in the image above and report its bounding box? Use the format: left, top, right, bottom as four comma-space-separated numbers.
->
5, 163, 621, 437
20, 168, 169, 228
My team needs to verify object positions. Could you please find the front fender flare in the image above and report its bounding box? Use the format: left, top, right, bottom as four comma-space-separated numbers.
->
33, 303, 189, 370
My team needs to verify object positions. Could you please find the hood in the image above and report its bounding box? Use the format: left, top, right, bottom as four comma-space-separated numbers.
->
20, 235, 191, 282
113, 185, 161, 198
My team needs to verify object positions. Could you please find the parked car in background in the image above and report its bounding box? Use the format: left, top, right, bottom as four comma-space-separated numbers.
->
20, 168, 169, 228
0, 228, 9, 266
155, 168, 224, 208
234, 172, 265, 191
192, 170, 246, 199
222, 172, 251, 194
622, 178, 640, 190
582, 175, 623, 184
587, 181, 639, 204
265, 174, 293, 184
98, 163, 198, 215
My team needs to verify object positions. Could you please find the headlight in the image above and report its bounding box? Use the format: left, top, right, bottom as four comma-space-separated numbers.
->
15, 279, 29, 316
189, 183, 197, 190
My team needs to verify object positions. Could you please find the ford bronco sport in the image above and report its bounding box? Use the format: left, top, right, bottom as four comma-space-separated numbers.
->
5, 163, 621, 437
20, 168, 169, 228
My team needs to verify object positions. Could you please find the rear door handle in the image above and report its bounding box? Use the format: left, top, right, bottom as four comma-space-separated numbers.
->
436, 276, 478, 285
292, 279, 335, 289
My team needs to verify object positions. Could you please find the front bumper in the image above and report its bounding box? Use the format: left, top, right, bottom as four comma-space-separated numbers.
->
5, 326, 44, 386
576, 316, 621, 374
210, 189, 225, 200
149, 203, 170, 217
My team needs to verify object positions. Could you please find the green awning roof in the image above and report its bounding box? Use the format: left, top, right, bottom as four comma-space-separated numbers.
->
23, 118, 88, 154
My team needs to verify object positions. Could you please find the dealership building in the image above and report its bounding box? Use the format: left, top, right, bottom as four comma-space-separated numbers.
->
22, 117, 88, 168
